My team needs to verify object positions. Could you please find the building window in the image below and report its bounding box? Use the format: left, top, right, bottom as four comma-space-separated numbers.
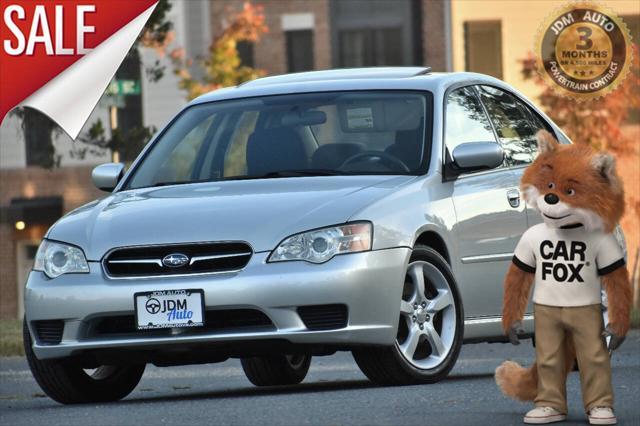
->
237, 41, 255, 68
464, 20, 503, 79
23, 109, 57, 168
330, 0, 422, 68
286, 30, 314, 72
338, 28, 403, 67
621, 14, 639, 44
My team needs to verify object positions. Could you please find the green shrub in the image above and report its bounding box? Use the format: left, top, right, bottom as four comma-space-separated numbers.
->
0, 319, 24, 356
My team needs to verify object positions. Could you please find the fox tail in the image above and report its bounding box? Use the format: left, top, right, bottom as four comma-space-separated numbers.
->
495, 361, 538, 401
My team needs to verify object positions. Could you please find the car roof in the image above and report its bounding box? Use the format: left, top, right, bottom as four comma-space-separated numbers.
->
189, 67, 507, 106
239, 67, 432, 87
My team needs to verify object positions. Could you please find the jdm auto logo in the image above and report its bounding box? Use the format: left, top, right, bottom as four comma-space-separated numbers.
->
162, 253, 189, 268
535, 1, 633, 100
145, 298, 161, 314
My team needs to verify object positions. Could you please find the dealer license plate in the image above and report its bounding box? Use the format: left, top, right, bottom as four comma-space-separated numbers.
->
135, 289, 204, 330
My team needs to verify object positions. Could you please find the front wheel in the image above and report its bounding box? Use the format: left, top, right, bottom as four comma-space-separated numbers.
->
241, 354, 311, 386
352, 246, 464, 385
23, 321, 145, 404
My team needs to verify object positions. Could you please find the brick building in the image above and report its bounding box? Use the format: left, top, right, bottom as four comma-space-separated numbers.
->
210, 0, 449, 76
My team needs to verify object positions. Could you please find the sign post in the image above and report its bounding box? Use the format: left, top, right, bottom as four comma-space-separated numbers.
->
103, 79, 140, 162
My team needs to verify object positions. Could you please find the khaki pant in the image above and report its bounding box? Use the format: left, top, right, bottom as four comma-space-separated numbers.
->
534, 303, 613, 414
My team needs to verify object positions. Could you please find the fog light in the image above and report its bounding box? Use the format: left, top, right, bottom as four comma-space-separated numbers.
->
15, 220, 26, 230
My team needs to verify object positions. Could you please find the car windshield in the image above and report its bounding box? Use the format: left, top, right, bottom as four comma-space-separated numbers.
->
125, 91, 431, 189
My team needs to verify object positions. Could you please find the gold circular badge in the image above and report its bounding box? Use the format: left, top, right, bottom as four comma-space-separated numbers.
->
535, 1, 633, 100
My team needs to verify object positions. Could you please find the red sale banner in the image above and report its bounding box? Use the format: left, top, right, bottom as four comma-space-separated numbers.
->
0, 0, 158, 138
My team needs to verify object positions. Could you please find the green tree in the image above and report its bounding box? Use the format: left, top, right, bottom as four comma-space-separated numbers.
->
170, 1, 268, 100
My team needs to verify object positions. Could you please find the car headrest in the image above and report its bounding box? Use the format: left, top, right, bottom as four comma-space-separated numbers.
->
246, 127, 309, 176
385, 127, 423, 170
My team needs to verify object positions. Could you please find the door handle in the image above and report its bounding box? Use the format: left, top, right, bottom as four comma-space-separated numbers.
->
507, 189, 520, 208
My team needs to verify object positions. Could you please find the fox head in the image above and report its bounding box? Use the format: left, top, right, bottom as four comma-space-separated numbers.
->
521, 130, 625, 233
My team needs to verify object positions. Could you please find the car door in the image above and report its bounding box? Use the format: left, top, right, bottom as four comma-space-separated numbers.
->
476, 85, 560, 227
444, 86, 529, 318
475, 85, 556, 315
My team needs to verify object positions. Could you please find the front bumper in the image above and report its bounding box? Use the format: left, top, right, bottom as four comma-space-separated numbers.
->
25, 248, 410, 360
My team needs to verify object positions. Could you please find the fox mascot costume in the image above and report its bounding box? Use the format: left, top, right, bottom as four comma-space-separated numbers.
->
495, 130, 631, 425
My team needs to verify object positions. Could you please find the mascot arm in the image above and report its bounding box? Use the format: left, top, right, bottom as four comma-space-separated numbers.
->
502, 262, 535, 335
602, 266, 632, 337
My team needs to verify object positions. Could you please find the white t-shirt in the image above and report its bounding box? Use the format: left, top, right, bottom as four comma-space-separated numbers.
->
513, 223, 625, 307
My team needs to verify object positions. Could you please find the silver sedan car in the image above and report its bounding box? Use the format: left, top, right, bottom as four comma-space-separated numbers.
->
24, 67, 569, 403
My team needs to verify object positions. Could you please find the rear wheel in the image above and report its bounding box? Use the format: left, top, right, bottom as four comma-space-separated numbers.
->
241, 354, 311, 386
352, 246, 463, 385
23, 321, 145, 404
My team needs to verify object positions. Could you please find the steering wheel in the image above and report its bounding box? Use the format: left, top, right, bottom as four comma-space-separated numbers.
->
340, 151, 411, 173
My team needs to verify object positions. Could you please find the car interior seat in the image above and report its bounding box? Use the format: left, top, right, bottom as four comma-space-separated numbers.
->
246, 127, 309, 176
385, 127, 424, 170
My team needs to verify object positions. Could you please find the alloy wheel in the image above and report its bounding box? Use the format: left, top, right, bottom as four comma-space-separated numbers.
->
396, 261, 456, 369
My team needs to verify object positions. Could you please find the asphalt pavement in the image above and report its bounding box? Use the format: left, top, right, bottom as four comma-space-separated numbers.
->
1, 331, 639, 426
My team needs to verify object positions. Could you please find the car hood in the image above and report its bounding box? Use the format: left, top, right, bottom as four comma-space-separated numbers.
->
48, 175, 416, 260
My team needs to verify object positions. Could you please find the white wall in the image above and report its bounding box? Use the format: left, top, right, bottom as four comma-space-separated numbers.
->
0, 114, 26, 169
140, 0, 214, 130
141, 0, 194, 130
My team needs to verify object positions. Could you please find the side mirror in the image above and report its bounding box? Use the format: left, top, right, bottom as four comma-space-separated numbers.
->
451, 142, 504, 172
92, 163, 125, 192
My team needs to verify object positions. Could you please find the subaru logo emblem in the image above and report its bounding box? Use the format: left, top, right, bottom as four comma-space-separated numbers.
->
162, 253, 189, 268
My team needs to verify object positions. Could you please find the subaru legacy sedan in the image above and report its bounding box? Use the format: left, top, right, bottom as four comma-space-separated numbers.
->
24, 67, 570, 403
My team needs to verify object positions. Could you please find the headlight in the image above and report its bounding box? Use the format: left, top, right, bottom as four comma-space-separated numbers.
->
34, 240, 90, 278
269, 222, 372, 264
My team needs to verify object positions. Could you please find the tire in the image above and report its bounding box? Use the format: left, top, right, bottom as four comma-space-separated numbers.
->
23, 320, 145, 404
352, 245, 464, 385
241, 354, 311, 386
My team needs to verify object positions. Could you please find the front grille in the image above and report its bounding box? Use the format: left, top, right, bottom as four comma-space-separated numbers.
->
33, 320, 64, 345
88, 309, 274, 338
297, 304, 348, 330
103, 242, 252, 278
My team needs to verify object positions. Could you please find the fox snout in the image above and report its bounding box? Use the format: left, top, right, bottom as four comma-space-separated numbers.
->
544, 193, 559, 205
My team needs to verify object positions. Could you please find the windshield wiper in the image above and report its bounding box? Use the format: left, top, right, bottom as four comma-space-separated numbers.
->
149, 170, 348, 188
151, 178, 216, 187
222, 169, 351, 181
254, 169, 349, 178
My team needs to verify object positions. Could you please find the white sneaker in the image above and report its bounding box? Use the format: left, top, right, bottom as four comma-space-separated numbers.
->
588, 407, 616, 425
524, 406, 567, 424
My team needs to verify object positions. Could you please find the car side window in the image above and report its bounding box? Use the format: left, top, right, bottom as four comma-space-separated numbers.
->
527, 108, 554, 135
477, 85, 540, 167
523, 105, 566, 145
444, 86, 497, 156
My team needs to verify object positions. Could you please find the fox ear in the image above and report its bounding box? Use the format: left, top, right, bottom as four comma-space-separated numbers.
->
536, 130, 558, 154
591, 152, 618, 183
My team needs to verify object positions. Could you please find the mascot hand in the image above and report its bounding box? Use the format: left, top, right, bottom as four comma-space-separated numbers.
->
508, 321, 524, 345
603, 325, 625, 351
